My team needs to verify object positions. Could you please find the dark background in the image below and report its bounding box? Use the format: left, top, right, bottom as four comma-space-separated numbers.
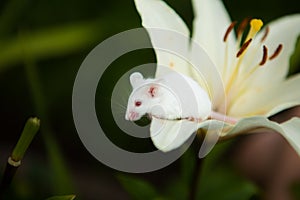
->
1, 0, 300, 199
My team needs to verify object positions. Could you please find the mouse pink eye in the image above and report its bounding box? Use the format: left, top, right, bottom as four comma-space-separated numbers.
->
135, 101, 142, 107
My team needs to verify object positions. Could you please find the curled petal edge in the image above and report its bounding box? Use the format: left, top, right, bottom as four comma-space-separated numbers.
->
221, 116, 300, 156
150, 116, 300, 157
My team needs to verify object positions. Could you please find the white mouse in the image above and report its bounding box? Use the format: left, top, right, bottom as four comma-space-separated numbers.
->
125, 71, 212, 122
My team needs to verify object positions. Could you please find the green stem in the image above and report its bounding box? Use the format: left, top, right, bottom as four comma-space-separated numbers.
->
189, 157, 204, 200
0, 117, 40, 197
0, 158, 21, 194
189, 132, 205, 200
11, 118, 40, 162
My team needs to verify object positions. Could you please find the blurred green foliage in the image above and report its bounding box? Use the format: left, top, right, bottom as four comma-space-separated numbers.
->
291, 182, 300, 199
117, 175, 161, 200
0, 0, 299, 199
118, 141, 259, 200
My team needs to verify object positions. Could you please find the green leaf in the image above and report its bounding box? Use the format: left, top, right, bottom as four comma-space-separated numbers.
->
117, 174, 161, 200
44, 131, 75, 194
0, 20, 103, 72
45, 195, 76, 200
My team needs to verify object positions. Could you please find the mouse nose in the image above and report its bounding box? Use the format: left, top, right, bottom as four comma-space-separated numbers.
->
126, 111, 139, 121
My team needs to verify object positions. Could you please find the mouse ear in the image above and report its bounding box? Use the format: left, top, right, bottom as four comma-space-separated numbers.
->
148, 85, 158, 98
130, 72, 144, 88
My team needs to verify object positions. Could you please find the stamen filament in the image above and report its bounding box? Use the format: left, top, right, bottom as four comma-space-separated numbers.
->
225, 19, 265, 105
269, 44, 283, 60
228, 45, 270, 109
223, 42, 229, 77
226, 38, 252, 94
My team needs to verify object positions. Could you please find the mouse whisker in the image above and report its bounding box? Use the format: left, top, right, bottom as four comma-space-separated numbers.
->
112, 101, 127, 111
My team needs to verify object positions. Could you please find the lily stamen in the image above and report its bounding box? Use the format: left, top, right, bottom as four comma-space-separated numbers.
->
259, 45, 268, 66
237, 17, 250, 39
260, 26, 270, 42
236, 38, 252, 57
236, 45, 269, 85
269, 44, 283, 60
223, 21, 237, 42
246, 19, 263, 41
226, 19, 263, 96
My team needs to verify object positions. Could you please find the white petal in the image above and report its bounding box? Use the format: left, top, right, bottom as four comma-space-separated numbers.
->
226, 70, 266, 117
150, 118, 198, 152
266, 74, 300, 116
134, 0, 191, 77
150, 118, 227, 152
189, 40, 226, 108
228, 83, 276, 117
280, 117, 300, 154
192, 0, 236, 74
229, 73, 300, 117
134, 0, 189, 35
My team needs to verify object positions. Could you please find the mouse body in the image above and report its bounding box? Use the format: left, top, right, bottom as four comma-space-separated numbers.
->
125, 71, 212, 122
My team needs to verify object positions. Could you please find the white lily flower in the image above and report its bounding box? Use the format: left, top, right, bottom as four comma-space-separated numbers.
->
134, 0, 300, 154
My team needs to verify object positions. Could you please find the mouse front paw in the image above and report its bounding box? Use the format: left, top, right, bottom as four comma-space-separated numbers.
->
185, 116, 203, 123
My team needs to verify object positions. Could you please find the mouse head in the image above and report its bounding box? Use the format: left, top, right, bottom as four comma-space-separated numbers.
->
125, 72, 160, 121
